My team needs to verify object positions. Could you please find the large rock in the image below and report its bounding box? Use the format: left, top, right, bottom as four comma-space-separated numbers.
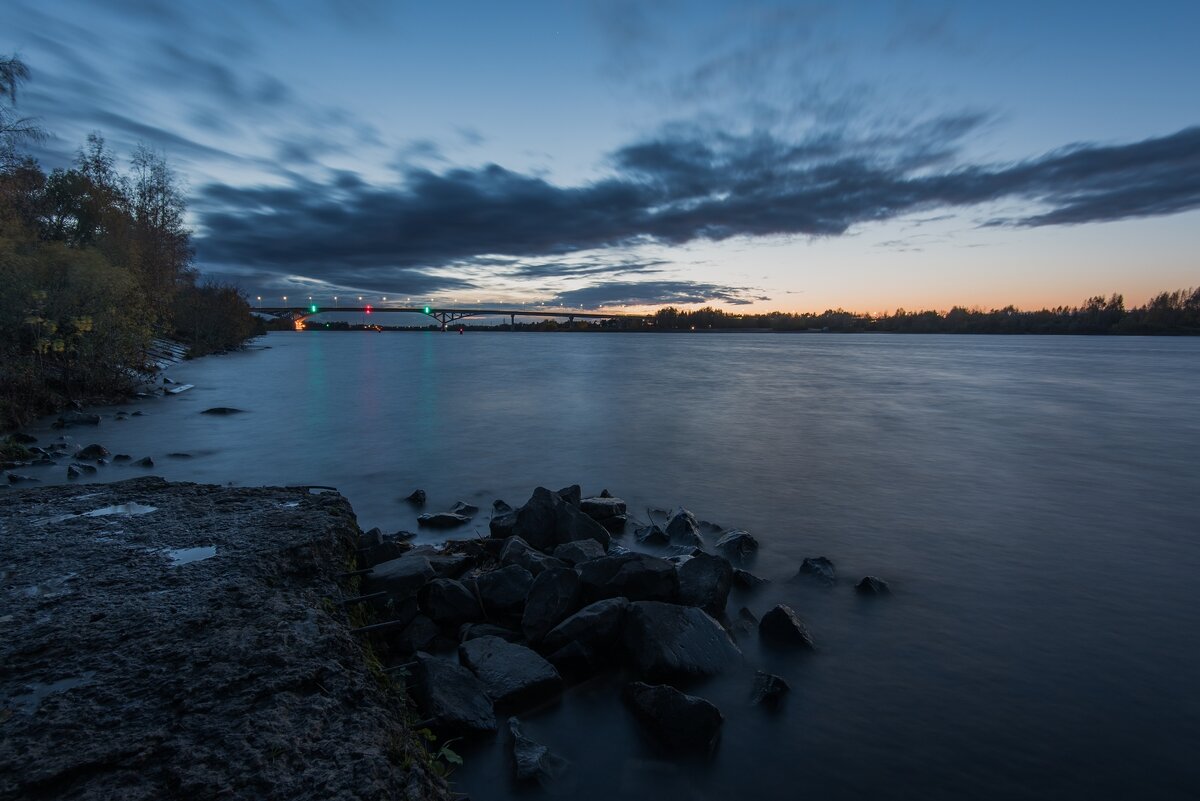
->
579, 553, 679, 603
418, 578, 482, 626
459, 636, 563, 709
521, 567, 582, 643
542, 597, 630, 667
664, 508, 703, 548
580, 496, 626, 520
508, 717, 570, 785
502, 486, 610, 552
622, 601, 741, 679
623, 682, 723, 756
634, 524, 669, 547
75, 443, 110, 461
758, 604, 815, 649
796, 556, 836, 584
732, 568, 768, 590
856, 575, 891, 595
676, 553, 733, 617
500, 536, 567, 576
473, 564, 534, 619
368, 554, 436, 598
395, 614, 441, 654
552, 539, 606, 566
555, 484, 582, 507
460, 623, 523, 643
714, 529, 759, 562
410, 652, 497, 735
750, 671, 791, 706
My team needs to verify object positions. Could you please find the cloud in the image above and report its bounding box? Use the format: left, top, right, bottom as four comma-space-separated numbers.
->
549, 281, 769, 307
196, 122, 1200, 294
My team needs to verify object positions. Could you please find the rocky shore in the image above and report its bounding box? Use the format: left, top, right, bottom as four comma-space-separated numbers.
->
0, 478, 449, 801
1, 476, 889, 799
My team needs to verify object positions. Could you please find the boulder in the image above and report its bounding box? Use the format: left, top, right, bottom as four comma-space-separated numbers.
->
75, 443, 110, 461
578, 553, 678, 603
796, 556, 836, 584
623, 601, 741, 679
69, 462, 97, 474
580, 496, 626, 520
200, 407, 243, 415
541, 597, 630, 660
508, 717, 570, 785
714, 529, 759, 562
521, 567, 582, 643
167, 452, 192, 459
418, 578, 482, 626
459, 636, 562, 709
676, 553, 733, 617
634, 524, 669, 547
552, 539, 606, 566
758, 604, 815, 649
417, 511, 472, 529
856, 575, 891, 595
9, 433, 36, 444
665, 508, 703, 548
460, 623, 524, 643
112, 454, 131, 462
66, 465, 82, 480
135, 457, 154, 467
474, 564, 534, 619
555, 484, 582, 507
449, 501, 479, 517
750, 671, 790, 707
623, 682, 723, 756
405, 488, 427, 505
6, 474, 38, 484
368, 554, 437, 598
732, 568, 768, 590
361, 527, 385, 548
489, 507, 518, 539
500, 536, 566, 576
410, 652, 497, 735
492, 499, 513, 515
395, 615, 441, 654
545, 640, 594, 678
504, 486, 610, 552
598, 514, 628, 533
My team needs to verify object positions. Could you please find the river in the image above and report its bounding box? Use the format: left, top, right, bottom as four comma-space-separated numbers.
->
9, 331, 1200, 799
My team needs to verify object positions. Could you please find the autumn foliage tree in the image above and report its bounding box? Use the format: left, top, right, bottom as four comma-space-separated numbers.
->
0, 55, 260, 429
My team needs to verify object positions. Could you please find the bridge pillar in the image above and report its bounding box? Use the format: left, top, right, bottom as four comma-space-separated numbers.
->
510, 313, 515, 330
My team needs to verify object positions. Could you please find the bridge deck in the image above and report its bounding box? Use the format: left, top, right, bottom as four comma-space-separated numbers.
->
258, 306, 641, 319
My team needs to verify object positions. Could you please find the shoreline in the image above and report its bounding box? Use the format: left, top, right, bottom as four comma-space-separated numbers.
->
0, 477, 450, 801
1, 475, 880, 798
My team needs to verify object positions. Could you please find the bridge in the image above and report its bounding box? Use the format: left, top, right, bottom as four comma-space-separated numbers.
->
256, 306, 645, 331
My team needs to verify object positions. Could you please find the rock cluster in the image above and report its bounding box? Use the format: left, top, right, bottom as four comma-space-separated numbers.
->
357, 484, 892, 777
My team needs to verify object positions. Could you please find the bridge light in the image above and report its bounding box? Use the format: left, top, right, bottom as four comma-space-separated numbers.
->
365, 305, 372, 314
310, 304, 318, 313
424, 306, 431, 314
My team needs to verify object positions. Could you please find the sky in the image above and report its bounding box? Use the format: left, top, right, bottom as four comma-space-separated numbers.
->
5, 0, 1199, 313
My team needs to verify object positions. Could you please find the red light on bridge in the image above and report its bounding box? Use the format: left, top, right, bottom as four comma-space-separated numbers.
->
365, 305, 372, 314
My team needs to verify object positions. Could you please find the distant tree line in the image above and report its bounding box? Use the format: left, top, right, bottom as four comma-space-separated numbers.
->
1, 55, 260, 429
647, 291, 1200, 334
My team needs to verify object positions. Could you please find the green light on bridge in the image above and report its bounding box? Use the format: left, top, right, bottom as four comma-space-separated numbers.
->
310, 304, 318, 313
424, 306, 431, 314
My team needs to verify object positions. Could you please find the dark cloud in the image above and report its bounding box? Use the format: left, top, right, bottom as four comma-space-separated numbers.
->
195, 123, 1200, 299
549, 281, 769, 307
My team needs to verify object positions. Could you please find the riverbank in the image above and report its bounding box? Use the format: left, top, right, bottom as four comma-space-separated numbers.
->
0, 477, 449, 801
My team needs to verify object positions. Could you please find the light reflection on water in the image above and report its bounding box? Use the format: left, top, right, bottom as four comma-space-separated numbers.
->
11, 331, 1200, 800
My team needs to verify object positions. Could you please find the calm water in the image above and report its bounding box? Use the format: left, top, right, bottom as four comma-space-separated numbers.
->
11, 331, 1200, 800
